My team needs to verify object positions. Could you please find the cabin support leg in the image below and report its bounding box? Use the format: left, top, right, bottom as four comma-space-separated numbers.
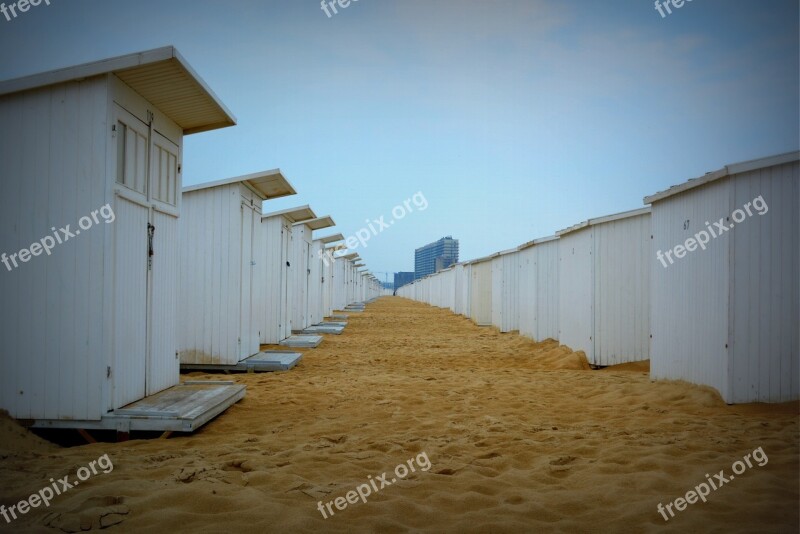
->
77, 429, 97, 444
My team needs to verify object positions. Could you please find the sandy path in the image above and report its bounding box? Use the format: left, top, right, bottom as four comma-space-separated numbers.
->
0, 297, 797, 533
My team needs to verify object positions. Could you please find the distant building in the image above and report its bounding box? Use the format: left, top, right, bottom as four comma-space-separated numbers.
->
394, 271, 415, 290
415, 236, 459, 279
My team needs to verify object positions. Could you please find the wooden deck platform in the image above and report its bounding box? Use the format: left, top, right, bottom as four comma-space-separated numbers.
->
302, 324, 345, 335
280, 334, 323, 348
31, 381, 246, 433
180, 351, 303, 373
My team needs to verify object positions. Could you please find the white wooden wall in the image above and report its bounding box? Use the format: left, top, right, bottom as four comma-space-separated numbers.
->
179, 183, 262, 365
470, 261, 493, 326
728, 162, 798, 402
322, 251, 334, 317
291, 224, 312, 330
0, 73, 186, 421
0, 79, 113, 419
592, 212, 651, 366
260, 215, 293, 343
652, 161, 799, 403
308, 240, 325, 326
332, 258, 348, 311
558, 229, 594, 359
533, 239, 560, 341
650, 179, 731, 394
491, 253, 519, 333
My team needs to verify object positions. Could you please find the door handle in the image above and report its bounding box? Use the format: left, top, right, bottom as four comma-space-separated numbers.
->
148, 223, 155, 257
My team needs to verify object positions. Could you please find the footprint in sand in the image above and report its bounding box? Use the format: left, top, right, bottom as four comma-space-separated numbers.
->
548, 456, 577, 475
43, 496, 128, 533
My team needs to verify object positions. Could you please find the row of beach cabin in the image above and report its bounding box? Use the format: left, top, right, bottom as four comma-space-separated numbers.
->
399, 152, 799, 404
0, 47, 381, 430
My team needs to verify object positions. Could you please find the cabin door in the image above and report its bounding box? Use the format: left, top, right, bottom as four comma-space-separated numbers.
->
281, 220, 292, 339
112, 104, 180, 409
240, 203, 258, 360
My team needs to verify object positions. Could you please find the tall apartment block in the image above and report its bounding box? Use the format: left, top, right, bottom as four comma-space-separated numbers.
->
394, 272, 415, 290
415, 236, 459, 279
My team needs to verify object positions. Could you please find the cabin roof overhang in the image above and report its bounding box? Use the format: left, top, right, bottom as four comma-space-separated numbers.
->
0, 46, 237, 135
184, 169, 296, 200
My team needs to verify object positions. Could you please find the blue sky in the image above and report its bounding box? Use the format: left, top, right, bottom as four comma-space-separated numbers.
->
1, 0, 797, 281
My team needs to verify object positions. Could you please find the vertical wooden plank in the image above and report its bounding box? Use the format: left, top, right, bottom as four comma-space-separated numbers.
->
0, 91, 24, 417
58, 83, 79, 418
17, 89, 39, 419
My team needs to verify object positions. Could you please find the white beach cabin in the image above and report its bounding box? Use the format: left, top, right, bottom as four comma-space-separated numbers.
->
318, 234, 345, 317
516, 236, 560, 342
178, 170, 296, 367
0, 47, 244, 432
556, 208, 652, 367
491, 248, 520, 333
467, 255, 494, 326
646, 152, 799, 403
260, 205, 317, 344
291, 216, 335, 331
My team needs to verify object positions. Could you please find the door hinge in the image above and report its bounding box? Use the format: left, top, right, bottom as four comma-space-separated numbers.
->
147, 110, 154, 124
107, 366, 111, 379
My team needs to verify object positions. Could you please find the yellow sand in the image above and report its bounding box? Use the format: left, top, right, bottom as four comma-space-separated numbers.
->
0, 297, 797, 533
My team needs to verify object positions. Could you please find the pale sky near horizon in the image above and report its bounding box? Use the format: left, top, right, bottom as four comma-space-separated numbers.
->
1, 0, 797, 281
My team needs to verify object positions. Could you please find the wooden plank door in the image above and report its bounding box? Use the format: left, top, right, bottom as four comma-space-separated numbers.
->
147, 130, 180, 394
239, 203, 257, 360
281, 220, 292, 339
112, 106, 150, 408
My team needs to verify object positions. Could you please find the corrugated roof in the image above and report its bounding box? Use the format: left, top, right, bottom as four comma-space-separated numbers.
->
0, 46, 236, 135
184, 169, 296, 200
644, 151, 800, 204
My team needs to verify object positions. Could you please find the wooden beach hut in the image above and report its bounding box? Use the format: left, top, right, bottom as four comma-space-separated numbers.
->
556, 208, 651, 366
260, 205, 317, 344
178, 170, 296, 367
646, 152, 799, 403
0, 46, 244, 432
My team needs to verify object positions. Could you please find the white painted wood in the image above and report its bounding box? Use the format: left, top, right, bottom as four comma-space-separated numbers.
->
178, 182, 265, 365
651, 156, 799, 403
239, 202, 257, 360
558, 228, 594, 359
592, 212, 651, 366
491, 252, 519, 333
113, 195, 148, 408
531, 239, 560, 341
291, 223, 312, 330
470, 260, 493, 326
0, 50, 230, 423
149, 207, 180, 395
308, 240, 325, 325
259, 214, 295, 343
